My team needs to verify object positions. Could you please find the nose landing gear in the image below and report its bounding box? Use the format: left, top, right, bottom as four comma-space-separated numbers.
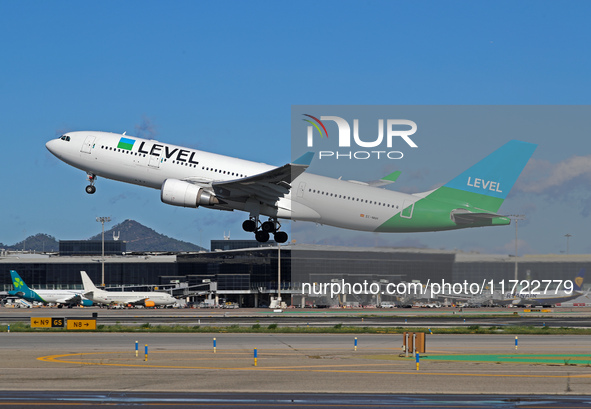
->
85, 173, 97, 194
242, 217, 288, 243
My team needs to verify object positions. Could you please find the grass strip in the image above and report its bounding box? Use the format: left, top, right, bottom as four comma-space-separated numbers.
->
2, 323, 591, 335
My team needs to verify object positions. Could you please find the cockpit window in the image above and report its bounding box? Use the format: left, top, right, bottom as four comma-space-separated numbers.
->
59, 135, 71, 141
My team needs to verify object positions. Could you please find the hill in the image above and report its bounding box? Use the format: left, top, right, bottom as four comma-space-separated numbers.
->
1, 233, 59, 252
1, 220, 205, 253
88, 219, 205, 252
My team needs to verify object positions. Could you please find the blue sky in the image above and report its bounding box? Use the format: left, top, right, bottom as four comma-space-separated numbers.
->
1, 1, 590, 254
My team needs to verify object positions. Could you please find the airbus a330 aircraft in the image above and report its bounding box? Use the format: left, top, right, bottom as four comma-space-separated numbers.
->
80, 271, 176, 307
8, 270, 93, 308
46, 131, 536, 243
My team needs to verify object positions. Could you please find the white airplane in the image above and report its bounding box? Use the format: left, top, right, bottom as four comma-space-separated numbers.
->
80, 271, 177, 307
435, 269, 588, 307
8, 270, 93, 308
499, 269, 587, 307
46, 131, 536, 243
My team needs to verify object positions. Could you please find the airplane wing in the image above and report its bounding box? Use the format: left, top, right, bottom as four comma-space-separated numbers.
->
210, 152, 314, 206
127, 297, 150, 305
55, 294, 82, 304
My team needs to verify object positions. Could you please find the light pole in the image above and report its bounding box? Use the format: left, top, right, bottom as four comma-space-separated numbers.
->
509, 215, 525, 281
277, 243, 281, 306
96, 217, 111, 287
564, 234, 572, 254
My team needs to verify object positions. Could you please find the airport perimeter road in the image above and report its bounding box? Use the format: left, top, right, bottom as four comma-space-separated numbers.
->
0, 332, 589, 395
0, 392, 589, 409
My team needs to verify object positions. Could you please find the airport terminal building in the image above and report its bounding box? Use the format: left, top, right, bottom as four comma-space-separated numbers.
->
1, 241, 590, 307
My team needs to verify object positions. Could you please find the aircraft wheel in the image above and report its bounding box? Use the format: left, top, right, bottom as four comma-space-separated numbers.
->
261, 221, 276, 233
255, 231, 270, 243
274, 231, 288, 243
85, 185, 96, 194
242, 220, 256, 232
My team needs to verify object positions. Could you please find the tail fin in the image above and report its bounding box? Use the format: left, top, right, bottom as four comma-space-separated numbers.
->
573, 268, 585, 292
80, 271, 99, 292
437, 140, 536, 212
10, 270, 31, 292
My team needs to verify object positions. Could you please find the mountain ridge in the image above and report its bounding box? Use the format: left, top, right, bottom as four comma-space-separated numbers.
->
1, 220, 205, 252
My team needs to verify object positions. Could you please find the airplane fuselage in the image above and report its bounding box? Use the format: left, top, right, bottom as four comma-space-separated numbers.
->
47, 131, 418, 232
88, 291, 176, 306
8, 288, 91, 306
47, 131, 534, 241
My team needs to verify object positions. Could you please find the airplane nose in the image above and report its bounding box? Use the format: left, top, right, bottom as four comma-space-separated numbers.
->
46, 139, 58, 156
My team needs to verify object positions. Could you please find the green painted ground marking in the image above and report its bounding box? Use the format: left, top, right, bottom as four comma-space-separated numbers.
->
423, 354, 591, 365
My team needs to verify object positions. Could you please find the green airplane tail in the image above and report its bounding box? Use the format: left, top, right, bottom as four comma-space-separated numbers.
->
431, 140, 537, 213
10, 270, 31, 291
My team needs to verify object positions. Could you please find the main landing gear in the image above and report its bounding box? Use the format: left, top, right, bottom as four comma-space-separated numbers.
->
242, 217, 288, 244
85, 173, 97, 194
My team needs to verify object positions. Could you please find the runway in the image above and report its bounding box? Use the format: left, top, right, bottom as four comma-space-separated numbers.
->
0, 332, 590, 395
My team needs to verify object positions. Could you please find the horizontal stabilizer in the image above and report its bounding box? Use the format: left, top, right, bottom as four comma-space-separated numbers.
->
451, 209, 507, 224
369, 171, 401, 187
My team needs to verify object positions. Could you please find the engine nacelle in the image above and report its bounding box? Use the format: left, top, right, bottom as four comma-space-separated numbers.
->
144, 300, 156, 308
161, 179, 219, 208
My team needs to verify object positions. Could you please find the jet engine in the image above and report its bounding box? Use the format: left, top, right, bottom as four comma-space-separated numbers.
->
143, 300, 156, 308
161, 179, 219, 208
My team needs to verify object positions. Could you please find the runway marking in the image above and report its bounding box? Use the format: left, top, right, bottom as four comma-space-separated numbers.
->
37, 351, 591, 379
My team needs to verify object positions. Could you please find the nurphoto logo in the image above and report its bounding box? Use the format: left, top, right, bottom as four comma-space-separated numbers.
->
303, 114, 418, 160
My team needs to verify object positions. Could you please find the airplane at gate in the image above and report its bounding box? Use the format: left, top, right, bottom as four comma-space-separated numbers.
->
8, 270, 92, 308
80, 271, 176, 307
46, 132, 536, 243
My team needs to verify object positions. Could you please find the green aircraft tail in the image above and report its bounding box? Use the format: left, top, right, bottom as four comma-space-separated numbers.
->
430, 140, 537, 213
376, 140, 537, 232
10, 270, 30, 292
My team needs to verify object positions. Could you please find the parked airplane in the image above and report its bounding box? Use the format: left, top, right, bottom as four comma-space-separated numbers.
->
501, 269, 587, 307
8, 270, 92, 308
437, 269, 588, 307
80, 271, 176, 307
46, 132, 536, 243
